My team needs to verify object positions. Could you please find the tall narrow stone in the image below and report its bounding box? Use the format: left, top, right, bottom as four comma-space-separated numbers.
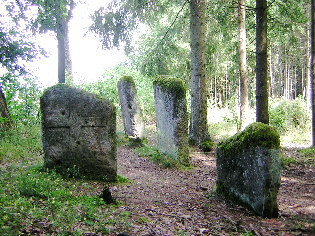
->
117, 76, 145, 140
40, 84, 117, 181
216, 122, 281, 218
153, 78, 190, 166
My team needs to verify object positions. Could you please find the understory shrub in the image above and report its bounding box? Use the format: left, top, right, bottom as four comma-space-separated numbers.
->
269, 97, 311, 133
79, 65, 155, 121
1, 75, 42, 126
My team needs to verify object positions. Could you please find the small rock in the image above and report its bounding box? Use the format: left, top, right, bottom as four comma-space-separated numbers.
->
199, 228, 209, 234
100, 186, 115, 204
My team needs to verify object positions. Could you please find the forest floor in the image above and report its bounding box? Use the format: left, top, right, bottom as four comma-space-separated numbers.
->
101, 126, 315, 235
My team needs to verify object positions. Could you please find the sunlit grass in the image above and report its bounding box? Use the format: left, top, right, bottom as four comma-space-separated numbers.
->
0, 163, 131, 235
0, 124, 42, 163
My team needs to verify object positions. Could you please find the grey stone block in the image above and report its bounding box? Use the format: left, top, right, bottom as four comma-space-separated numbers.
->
153, 78, 190, 166
216, 122, 281, 218
117, 76, 145, 140
40, 84, 117, 181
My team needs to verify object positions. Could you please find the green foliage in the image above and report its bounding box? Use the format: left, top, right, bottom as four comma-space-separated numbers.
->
282, 147, 315, 168
79, 65, 155, 121
0, 124, 42, 163
1, 75, 41, 126
199, 139, 215, 152
0, 1, 42, 75
299, 147, 315, 160
0, 163, 131, 235
281, 156, 298, 168
135, 145, 178, 168
269, 97, 311, 133
223, 95, 241, 130
115, 175, 130, 184
30, 0, 74, 34
217, 122, 280, 157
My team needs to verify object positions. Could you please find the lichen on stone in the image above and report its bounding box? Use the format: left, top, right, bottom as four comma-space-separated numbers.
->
153, 77, 186, 97
217, 122, 280, 157
120, 76, 136, 85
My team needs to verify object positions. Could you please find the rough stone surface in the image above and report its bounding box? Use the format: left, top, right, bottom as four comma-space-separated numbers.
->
216, 122, 281, 218
117, 76, 145, 140
153, 78, 190, 166
40, 84, 117, 181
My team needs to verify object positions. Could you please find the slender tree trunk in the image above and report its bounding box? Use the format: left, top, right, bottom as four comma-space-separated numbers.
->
269, 47, 274, 97
306, 4, 311, 105
56, 0, 66, 84
189, 0, 210, 145
57, 28, 66, 84
256, 0, 269, 124
0, 86, 13, 129
214, 76, 217, 105
296, 66, 303, 98
311, 0, 315, 146
64, 24, 72, 81
238, 0, 249, 129
65, 0, 75, 81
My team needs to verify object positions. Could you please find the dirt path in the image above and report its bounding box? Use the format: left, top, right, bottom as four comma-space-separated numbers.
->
109, 145, 314, 235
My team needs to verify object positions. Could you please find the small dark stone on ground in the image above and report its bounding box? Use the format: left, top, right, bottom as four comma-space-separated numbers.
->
100, 186, 116, 204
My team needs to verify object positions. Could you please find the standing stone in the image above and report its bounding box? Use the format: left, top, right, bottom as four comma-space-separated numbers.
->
117, 76, 145, 140
40, 84, 117, 181
216, 122, 281, 218
153, 77, 190, 166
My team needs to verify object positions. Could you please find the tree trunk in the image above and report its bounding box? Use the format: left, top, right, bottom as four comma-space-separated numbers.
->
256, 0, 269, 124
311, 0, 315, 146
238, 0, 249, 130
56, 0, 66, 84
296, 66, 303, 98
57, 30, 66, 84
269, 47, 274, 97
189, 0, 210, 145
0, 86, 13, 129
64, 23, 72, 81
306, 4, 311, 105
65, 0, 75, 81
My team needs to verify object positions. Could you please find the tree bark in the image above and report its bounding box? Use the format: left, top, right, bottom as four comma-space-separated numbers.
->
256, 0, 269, 124
238, 0, 249, 129
306, 4, 311, 106
64, 23, 72, 81
0, 86, 13, 129
65, 0, 75, 81
311, 0, 315, 146
189, 0, 210, 145
56, 0, 66, 84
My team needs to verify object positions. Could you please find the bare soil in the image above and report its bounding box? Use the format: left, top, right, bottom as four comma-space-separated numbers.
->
106, 138, 314, 235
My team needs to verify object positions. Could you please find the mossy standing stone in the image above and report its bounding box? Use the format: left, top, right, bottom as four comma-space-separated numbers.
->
40, 84, 117, 181
117, 76, 145, 140
153, 77, 190, 166
216, 122, 281, 218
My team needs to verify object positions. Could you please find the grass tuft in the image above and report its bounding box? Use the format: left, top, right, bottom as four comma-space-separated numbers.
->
135, 145, 178, 168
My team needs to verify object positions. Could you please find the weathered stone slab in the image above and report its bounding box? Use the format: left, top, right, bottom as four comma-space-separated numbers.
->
40, 84, 117, 181
153, 78, 190, 166
216, 122, 281, 218
117, 76, 145, 140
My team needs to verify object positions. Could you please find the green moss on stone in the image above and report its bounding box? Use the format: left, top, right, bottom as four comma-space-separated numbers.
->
43, 83, 71, 93
218, 122, 280, 157
153, 77, 186, 97
120, 76, 135, 85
